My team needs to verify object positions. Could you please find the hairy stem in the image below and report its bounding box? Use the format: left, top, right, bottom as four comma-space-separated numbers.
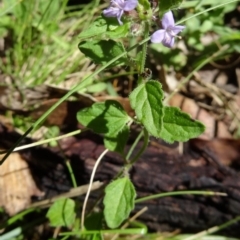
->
129, 128, 149, 165
138, 21, 149, 84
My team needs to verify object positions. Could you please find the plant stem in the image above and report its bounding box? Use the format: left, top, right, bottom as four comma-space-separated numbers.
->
138, 22, 149, 85
56, 141, 78, 188
125, 130, 144, 161
135, 190, 227, 203
65, 159, 78, 188
177, 0, 240, 25
129, 128, 149, 165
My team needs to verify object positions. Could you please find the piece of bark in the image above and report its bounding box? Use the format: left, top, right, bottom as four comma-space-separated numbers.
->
1, 126, 240, 236
57, 134, 240, 235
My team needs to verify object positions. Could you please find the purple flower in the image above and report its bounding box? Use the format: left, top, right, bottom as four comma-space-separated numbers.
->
103, 0, 138, 25
150, 11, 185, 48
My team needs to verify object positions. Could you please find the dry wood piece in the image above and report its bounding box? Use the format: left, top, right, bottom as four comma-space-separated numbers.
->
1, 123, 240, 236
57, 134, 240, 235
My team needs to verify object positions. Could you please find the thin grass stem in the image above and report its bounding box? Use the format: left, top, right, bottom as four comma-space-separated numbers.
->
0, 129, 82, 154
135, 190, 227, 203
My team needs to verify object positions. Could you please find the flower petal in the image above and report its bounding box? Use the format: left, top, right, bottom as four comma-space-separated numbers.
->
117, 10, 124, 25
123, 0, 138, 11
162, 11, 175, 29
162, 33, 175, 48
103, 7, 120, 18
112, 0, 125, 6
172, 25, 185, 35
150, 29, 165, 43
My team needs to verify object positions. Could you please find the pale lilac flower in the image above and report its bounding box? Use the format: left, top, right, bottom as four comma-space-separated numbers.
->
103, 0, 138, 25
150, 11, 185, 48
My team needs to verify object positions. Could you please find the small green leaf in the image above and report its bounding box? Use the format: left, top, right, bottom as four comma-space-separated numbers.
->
78, 40, 128, 67
137, 0, 152, 20
104, 178, 136, 229
105, 21, 130, 39
200, 20, 213, 33
159, 0, 183, 15
129, 80, 164, 137
78, 16, 108, 39
104, 125, 129, 154
78, 16, 129, 40
138, 0, 151, 10
87, 82, 107, 93
160, 106, 205, 143
77, 100, 131, 136
46, 198, 76, 227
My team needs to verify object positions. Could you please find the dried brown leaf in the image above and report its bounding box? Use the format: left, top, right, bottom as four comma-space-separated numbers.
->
0, 152, 44, 215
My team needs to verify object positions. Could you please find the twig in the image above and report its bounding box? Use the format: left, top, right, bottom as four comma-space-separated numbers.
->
28, 181, 103, 209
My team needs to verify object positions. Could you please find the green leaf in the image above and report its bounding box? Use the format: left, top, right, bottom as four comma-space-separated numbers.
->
46, 198, 76, 227
103, 178, 136, 229
77, 100, 131, 136
104, 125, 129, 154
138, 0, 151, 10
129, 80, 164, 137
159, 0, 183, 15
200, 20, 213, 33
160, 106, 205, 143
104, 20, 130, 39
87, 82, 107, 93
78, 16, 108, 40
78, 16, 129, 40
78, 39, 128, 67
137, 0, 152, 20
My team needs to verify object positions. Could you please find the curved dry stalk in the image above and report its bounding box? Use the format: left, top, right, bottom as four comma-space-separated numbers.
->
81, 148, 109, 230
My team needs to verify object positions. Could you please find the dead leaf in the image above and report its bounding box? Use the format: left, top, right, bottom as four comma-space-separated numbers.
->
0, 152, 44, 215
190, 138, 240, 167
0, 84, 96, 127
